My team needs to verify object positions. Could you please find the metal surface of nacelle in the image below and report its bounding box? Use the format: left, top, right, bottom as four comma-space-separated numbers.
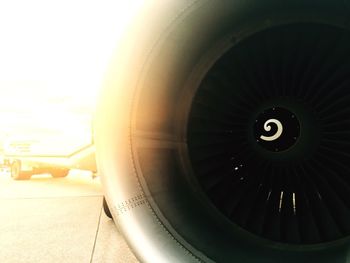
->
96, 1, 350, 262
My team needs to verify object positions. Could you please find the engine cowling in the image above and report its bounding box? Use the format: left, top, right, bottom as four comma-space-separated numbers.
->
96, 1, 350, 262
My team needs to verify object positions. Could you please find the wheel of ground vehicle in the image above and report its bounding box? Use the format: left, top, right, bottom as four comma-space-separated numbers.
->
96, 1, 350, 262
103, 197, 113, 219
10, 160, 32, 180
50, 167, 70, 178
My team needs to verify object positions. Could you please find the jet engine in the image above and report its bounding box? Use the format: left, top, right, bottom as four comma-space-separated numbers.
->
96, 1, 350, 262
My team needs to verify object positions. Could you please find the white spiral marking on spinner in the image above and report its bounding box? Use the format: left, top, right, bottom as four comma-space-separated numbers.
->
260, 119, 283, 141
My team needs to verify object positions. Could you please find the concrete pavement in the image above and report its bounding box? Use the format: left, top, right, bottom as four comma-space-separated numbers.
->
0, 170, 139, 263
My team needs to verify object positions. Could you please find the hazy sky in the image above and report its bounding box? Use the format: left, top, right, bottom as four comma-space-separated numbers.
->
0, 0, 144, 109
0, 0, 145, 153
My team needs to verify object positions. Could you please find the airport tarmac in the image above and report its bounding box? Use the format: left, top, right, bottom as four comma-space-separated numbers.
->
0, 170, 139, 263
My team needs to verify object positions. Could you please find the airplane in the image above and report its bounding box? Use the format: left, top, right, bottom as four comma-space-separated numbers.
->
1, 1, 347, 262
2, 137, 96, 180
95, 1, 350, 263
0, 106, 96, 180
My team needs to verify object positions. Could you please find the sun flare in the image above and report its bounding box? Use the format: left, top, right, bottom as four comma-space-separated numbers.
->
0, 0, 144, 152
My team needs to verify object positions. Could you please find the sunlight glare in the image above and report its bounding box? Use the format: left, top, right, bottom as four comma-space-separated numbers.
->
0, 0, 144, 153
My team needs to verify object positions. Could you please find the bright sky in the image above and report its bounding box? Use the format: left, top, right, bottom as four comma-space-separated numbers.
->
0, 0, 144, 105
0, 0, 144, 153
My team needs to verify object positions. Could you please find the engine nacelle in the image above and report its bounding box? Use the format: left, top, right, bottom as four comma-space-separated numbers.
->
96, 1, 350, 262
